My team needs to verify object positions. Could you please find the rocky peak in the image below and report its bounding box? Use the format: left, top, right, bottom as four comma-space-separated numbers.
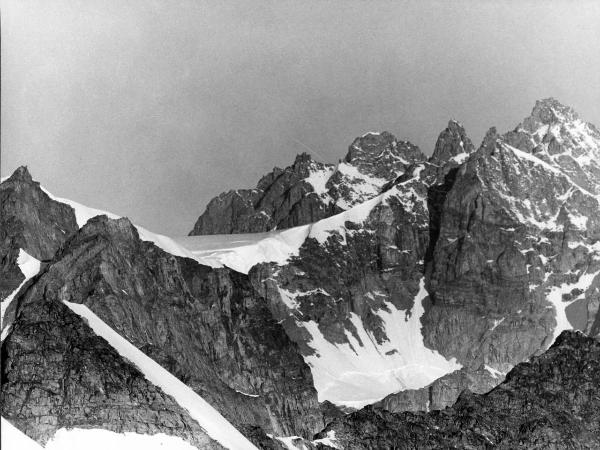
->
505, 98, 598, 151
501, 98, 600, 194
479, 126, 500, 152
0, 168, 79, 298
345, 131, 396, 162
343, 131, 425, 182
345, 131, 424, 166
291, 152, 324, 178
293, 152, 314, 166
5, 166, 34, 184
190, 130, 427, 235
63, 215, 140, 254
529, 97, 579, 125
430, 120, 475, 165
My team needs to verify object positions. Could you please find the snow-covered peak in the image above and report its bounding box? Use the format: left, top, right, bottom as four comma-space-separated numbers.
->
502, 99, 600, 195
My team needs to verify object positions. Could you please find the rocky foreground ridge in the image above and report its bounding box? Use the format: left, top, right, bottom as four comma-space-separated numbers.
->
315, 330, 600, 449
2, 98, 600, 449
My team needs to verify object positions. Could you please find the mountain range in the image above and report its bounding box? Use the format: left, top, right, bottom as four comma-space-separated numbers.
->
2, 98, 600, 449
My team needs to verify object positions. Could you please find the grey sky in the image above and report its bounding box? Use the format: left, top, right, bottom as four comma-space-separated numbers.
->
2, 0, 600, 235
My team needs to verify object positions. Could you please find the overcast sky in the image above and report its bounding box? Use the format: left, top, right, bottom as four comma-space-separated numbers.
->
2, 0, 600, 235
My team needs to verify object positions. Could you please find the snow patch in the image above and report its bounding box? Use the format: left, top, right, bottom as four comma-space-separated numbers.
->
449, 152, 469, 165
298, 279, 461, 407
484, 365, 505, 379
1, 417, 43, 450
312, 430, 341, 449
490, 317, 505, 331
305, 166, 335, 198
45, 427, 198, 450
235, 390, 259, 398
268, 435, 308, 450
546, 270, 600, 344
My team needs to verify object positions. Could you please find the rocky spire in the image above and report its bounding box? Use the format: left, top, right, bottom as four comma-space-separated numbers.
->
528, 97, 579, 125
430, 120, 475, 165
5, 165, 34, 184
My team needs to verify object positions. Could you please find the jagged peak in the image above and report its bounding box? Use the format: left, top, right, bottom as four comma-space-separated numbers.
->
77, 215, 139, 242
529, 97, 579, 125
501, 98, 600, 159
350, 131, 396, 152
481, 126, 500, 150
293, 152, 315, 165
430, 120, 474, 165
446, 119, 465, 130
6, 165, 34, 184
345, 131, 424, 165
284, 152, 328, 172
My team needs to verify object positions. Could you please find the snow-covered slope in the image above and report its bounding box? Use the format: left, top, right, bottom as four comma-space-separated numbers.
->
40, 182, 392, 274
44, 428, 198, 450
300, 279, 461, 408
63, 301, 258, 450
1, 417, 209, 450
1, 418, 44, 450
39, 187, 211, 266
1, 416, 199, 450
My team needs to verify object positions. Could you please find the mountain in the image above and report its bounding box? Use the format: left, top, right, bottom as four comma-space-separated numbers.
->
2, 98, 600, 449
189, 132, 426, 235
0, 176, 324, 448
246, 98, 600, 411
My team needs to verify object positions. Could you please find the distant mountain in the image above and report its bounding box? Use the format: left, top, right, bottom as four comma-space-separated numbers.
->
2, 98, 600, 449
188, 132, 426, 235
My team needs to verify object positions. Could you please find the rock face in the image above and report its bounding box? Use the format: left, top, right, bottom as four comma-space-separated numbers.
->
1, 173, 324, 447
316, 330, 600, 449
376, 367, 498, 413
248, 99, 600, 411
0, 272, 222, 449
189, 132, 426, 235
429, 120, 475, 166
0, 167, 78, 298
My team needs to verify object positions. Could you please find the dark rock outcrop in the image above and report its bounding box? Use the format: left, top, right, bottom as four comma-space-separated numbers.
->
0, 267, 222, 449
429, 120, 475, 166
0, 167, 78, 298
376, 367, 499, 413
315, 330, 600, 449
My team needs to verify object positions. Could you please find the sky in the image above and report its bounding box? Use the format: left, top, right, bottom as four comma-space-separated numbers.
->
2, 0, 600, 235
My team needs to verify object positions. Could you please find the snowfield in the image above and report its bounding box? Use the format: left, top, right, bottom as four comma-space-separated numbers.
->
546, 270, 600, 344
0, 417, 201, 450
299, 279, 462, 408
1, 418, 43, 450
